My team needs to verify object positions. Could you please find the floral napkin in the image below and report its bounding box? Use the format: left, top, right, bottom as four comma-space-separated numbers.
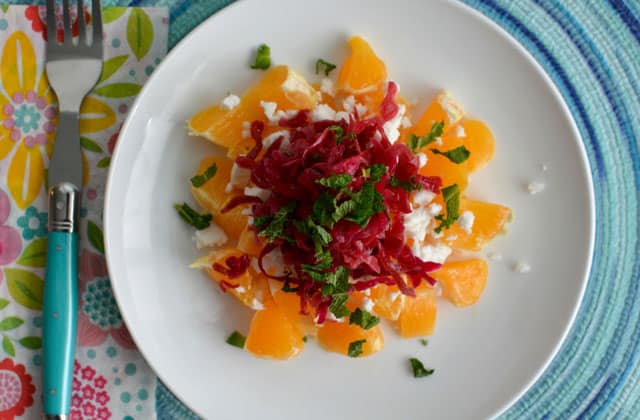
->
0, 5, 167, 419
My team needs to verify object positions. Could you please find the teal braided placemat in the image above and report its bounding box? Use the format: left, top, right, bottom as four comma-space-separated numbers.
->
9, 0, 637, 417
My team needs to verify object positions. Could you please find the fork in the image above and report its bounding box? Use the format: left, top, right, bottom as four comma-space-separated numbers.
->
43, 0, 102, 418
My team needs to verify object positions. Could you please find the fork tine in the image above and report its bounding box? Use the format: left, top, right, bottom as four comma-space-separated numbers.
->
77, 0, 86, 43
62, 0, 72, 43
92, 0, 102, 44
46, 0, 57, 44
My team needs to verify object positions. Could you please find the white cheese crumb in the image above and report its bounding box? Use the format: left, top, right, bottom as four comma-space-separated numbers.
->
411, 242, 452, 264
446, 234, 458, 241
326, 312, 345, 323
487, 251, 503, 262
363, 288, 371, 296
320, 77, 335, 96
244, 186, 271, 201
311, 103, 337, 122
383, 104, 406, 144
457, 211, 475, 234
388, 291, 402, 302
236, 286, 246, 293
404, 207, 432, 244
335, 111, 350, 122
262, 248, 286, 277
262, 130, 290, 150
355, 103, 368, 117
513, 261, 531, 273
260, 101, 278, 122
431, 230, 444, 239
342, 95, 356, 113
455, 124, 466, 138
416, 152, 428, 168
412, 190, 435, 207
434, 137, 443, 146
362, 297, 375, 313
427, 203, 442, 216
221, 93, 241, 110
227, 163, 251, 191
193, 223, 228, 249
240, 208, 252, 216
251, 298, 264, 310
401, 116, 412, 128
437, 91, 464, 124
528, 181, 546, 195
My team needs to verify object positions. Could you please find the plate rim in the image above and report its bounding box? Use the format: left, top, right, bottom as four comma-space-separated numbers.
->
103, 0, 596, 417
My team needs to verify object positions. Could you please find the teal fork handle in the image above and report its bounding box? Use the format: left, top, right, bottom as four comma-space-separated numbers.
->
43, 231, 78, 415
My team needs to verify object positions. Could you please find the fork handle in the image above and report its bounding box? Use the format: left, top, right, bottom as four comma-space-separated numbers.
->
43, 183, 80, 416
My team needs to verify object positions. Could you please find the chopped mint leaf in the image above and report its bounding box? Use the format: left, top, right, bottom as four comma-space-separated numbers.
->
345, 182, 385, 226
348, 339, 367, 357
434, 184, 460, 233
349, 308, 380, 330
316, 174, 352, 190
313, 192, 337, 228
389, 176, 422, 192
368, 164, 387, 182
315, 58, 337, 76
250, 44, 271, 70
430, 145, 470, 164
332, 199, 356, 223
258, 202, 296, 242
303, 336, 308, 343
175, 203, 212, 230
328, 125, 345, 144
409, 357, 434, 377
294, 217, 332, 247
329, 293, 350, 318
190, 162, 217, 187
226, 331, 246, 348
253, 216, 272, 228
420, 338, 428, 346
408, 121, 445, 152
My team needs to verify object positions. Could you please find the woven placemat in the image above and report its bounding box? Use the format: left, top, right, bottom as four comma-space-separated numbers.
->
10, 0, 636, 417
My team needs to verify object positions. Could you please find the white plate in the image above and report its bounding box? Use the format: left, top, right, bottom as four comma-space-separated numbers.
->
104, 0, 595, 418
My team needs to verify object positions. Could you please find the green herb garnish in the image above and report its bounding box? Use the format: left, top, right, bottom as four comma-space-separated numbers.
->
316, 174, 352, 190
226, 331, 246, 348
344, 182, 385, 226
434, 184, 460, 233
253, 215, 272, 228
175, 203, 212, 230
348, 339, 367, 357
329, 293, 350, 318
315, 58, 337, 76
190, 162, 217, 187
408, 121, 445, 152
430, 145, 470, 164
312, 192, 337, 228
303, 336, 308, 343
409, 357, 434, 377
250, 44, 271, 70
258, 202, 296, 242
389, 176, 422, 192
420, 338, 428, 346
367, 164, 387, 183
349, 308, 380, 330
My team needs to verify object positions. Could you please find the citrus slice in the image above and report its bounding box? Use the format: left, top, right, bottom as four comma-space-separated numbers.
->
433, 259, 488, 307
317, 321, 384, 358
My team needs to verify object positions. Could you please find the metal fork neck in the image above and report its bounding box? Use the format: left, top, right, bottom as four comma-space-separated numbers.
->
48, 183, 80, 233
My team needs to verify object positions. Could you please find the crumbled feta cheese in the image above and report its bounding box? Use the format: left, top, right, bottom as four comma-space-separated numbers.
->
335, 111, 350, 122
457, 211, 475, 234
513, 261, 531, 273
401, 116, 412, 128
437, 91, 464, 125
227, 163, 251, 192
240, 207, 252, 216
342, 95, 356, 113
416, 152, 428, 168
427, 203, 442, 216
434, 137, 443, 146
355, 103, 368, 116
244, 186, 271, 201
412, 190, 435, 207
528, 181, 545, 195
193, 223, 228, 249
320, 77, 335, 96
262, 248, 286, 277
251, 298, 264, 310
326, 311, 345, 323
363, 288, 371, 296
262, 130, 290, 150
362, 297, 375, 313
383, 104, 406, 143
455, 124, 466, 138
221, 93, 241, 110
487, 251, 503, 261
388, 291, 402, 302
411, 242, 452, 264
236, 286, 246, 293
260, 101, 278, 122
404, 207, 432, 244
431, 230, 444, 239
446, 234, 458, 241
311, 103, 337, 122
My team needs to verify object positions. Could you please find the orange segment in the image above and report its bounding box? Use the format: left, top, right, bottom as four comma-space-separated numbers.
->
460, 120, 495, 172
398, 287, 437, 338
403, 91, 465, 144
419, 153, 468, 191
272, 290, 317, 337
191, 156, 234, 214
215, 206, 249, 240
188, 65, 318, 158
433, 259, 488, 307
369, 285, 404, 321
446, 198, 512, 251
237, 225, 263, 256
245, 298, 304, 360
317, 322, 384, 357
337, 36, 387, 95
199, 247, 268, 309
